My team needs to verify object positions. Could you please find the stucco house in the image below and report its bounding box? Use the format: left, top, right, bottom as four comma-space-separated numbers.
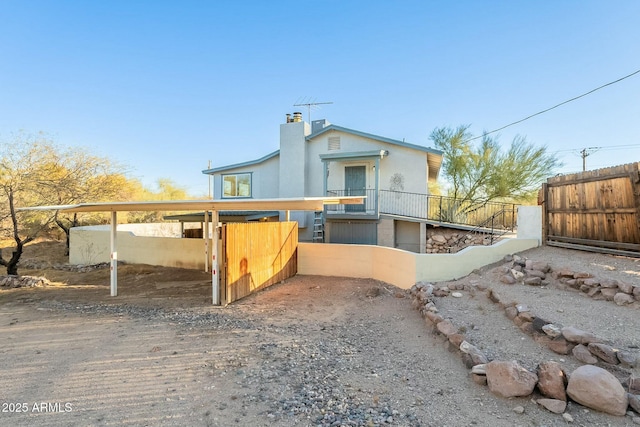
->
202, 113, 443, 252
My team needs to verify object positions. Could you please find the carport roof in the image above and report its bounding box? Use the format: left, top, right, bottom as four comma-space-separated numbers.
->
19, 196, 365, 213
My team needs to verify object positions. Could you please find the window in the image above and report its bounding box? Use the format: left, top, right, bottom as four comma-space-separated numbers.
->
223, 173, 252, 198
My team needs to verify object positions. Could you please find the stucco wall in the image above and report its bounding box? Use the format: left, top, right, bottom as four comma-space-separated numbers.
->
212, 154, 280, 200
309, 131, 430, 195
298, 238, 538, 289
70, 226, 206, 269
69, 207, 542, 288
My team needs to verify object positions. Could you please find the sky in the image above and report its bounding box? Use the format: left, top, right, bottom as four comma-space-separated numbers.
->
1, 1, 639, 197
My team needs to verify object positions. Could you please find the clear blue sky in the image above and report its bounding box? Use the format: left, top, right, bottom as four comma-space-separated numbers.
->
2, 1, 639, 197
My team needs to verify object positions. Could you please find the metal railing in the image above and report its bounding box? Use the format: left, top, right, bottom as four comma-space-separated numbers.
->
325, 189, 378, 214
326, 189, 518, 230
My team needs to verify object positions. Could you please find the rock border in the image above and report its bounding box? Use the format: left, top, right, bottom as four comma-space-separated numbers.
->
410, 261, 640, 422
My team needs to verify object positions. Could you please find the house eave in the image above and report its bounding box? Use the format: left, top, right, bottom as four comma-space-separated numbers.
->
202, 150, 279, 175
307, 124, 443, 156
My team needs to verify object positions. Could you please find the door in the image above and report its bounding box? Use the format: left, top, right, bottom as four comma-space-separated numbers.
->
345, 166, 366, 212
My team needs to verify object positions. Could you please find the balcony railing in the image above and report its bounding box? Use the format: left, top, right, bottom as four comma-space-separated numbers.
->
326, 189, 517, 231
325, 189, 378, 215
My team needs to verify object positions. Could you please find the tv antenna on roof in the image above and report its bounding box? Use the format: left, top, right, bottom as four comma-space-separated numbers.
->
293, 98, 333, 123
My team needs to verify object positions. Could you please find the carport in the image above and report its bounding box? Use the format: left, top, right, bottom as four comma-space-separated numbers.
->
20, 196, 364, 305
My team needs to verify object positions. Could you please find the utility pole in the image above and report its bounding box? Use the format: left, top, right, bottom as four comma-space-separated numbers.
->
579, 147, 600, 171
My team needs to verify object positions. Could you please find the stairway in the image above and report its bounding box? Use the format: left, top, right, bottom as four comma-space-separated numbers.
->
312, 211, 324, 243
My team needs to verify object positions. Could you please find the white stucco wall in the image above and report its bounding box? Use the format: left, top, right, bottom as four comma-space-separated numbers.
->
69, 227, 538, 289
298, 238, 539, 289
517, 206, 543, 243
211, 154, 280, 200
70, 226, 206, 269
306, 130, 431, 196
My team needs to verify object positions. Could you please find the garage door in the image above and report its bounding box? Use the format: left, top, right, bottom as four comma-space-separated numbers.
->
329, 221, 377, 245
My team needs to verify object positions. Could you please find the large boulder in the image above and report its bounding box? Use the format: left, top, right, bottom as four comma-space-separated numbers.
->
566, 365, 628, 416
485, 360, 538, 398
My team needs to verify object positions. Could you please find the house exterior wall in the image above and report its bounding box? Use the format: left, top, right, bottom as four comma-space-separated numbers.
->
212, 154, 280, 199
307, 130, 430, 195
395, 220, 421, 252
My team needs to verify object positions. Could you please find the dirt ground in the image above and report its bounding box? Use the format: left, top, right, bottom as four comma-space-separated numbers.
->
0, 240, 639, 426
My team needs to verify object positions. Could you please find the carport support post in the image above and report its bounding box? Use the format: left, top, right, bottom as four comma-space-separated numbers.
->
110, 211, 118, 297
211, 210, 220, 305
204, 211, 210, 272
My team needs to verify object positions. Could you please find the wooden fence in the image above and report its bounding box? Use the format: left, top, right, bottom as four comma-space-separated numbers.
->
541, 162, 640, 256
221, 221, 298, 304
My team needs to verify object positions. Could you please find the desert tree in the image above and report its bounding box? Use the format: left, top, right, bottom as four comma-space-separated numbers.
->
429, 125, 560, 218
0, 134, 59, 274
38, 146, 132, 254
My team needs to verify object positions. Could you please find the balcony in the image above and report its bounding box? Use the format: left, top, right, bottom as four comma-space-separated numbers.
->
325, 189, 518, 231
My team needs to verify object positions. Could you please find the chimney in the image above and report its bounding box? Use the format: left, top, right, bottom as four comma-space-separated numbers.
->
286, 113, 292, 123
292, 111, 303, 122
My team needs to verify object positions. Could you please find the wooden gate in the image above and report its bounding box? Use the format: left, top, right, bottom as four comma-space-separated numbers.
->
541, 162, 640, 256
220, 221, 298, 304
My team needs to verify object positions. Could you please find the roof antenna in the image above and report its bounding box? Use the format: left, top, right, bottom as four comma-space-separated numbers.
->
293, 98, 333, 123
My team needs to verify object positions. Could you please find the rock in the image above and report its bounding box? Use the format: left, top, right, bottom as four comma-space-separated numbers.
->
515, 304, 529, 313
614, 292, 635, 306
561, 326, 600, 344
629, 394, 640, 414
425, 312, 443, 324
519, 321, 534, 335
503, 254, 514, 262
618, 281, 634, 294
485, 360, 538, 398
471, 373, 487, 386
517, 311, 534, 322
572, 344, 599, 364
512, 405, 525, 414
510, 269, 525, 280
525, 269, 546, 279
587, 342, 619, 364
436, 320, 457, 337
555, 269, 575, 278
451, 292, 463, 298
630, 376, 640, 395
542, 324, 562, 338
547, 336, 575, 355
500, 274, 516, 284
471, 364, 487, 375
531, 261, 551, 272
573, 272, 594, 279
537, 398, 567, 414
587, 287, 602, 298
634, 286, 640, 298
562, 412, 574, 423
504, 306, 518, 320
524, 276, 542, 286
566, 365, 628, 416
582, 278, 600, 287
618, 351, 639, 368
432, 234, 447, 244
600, 278, 619, 288
448, 333, 465, 348
459, 341, 488, 366
487, 289, 503, 304
537, 361, 567, 401
531, 317, 550, 333
600, 288, 617, 301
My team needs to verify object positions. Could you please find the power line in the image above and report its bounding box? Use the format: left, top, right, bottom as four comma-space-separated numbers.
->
465, 68, 640, 143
